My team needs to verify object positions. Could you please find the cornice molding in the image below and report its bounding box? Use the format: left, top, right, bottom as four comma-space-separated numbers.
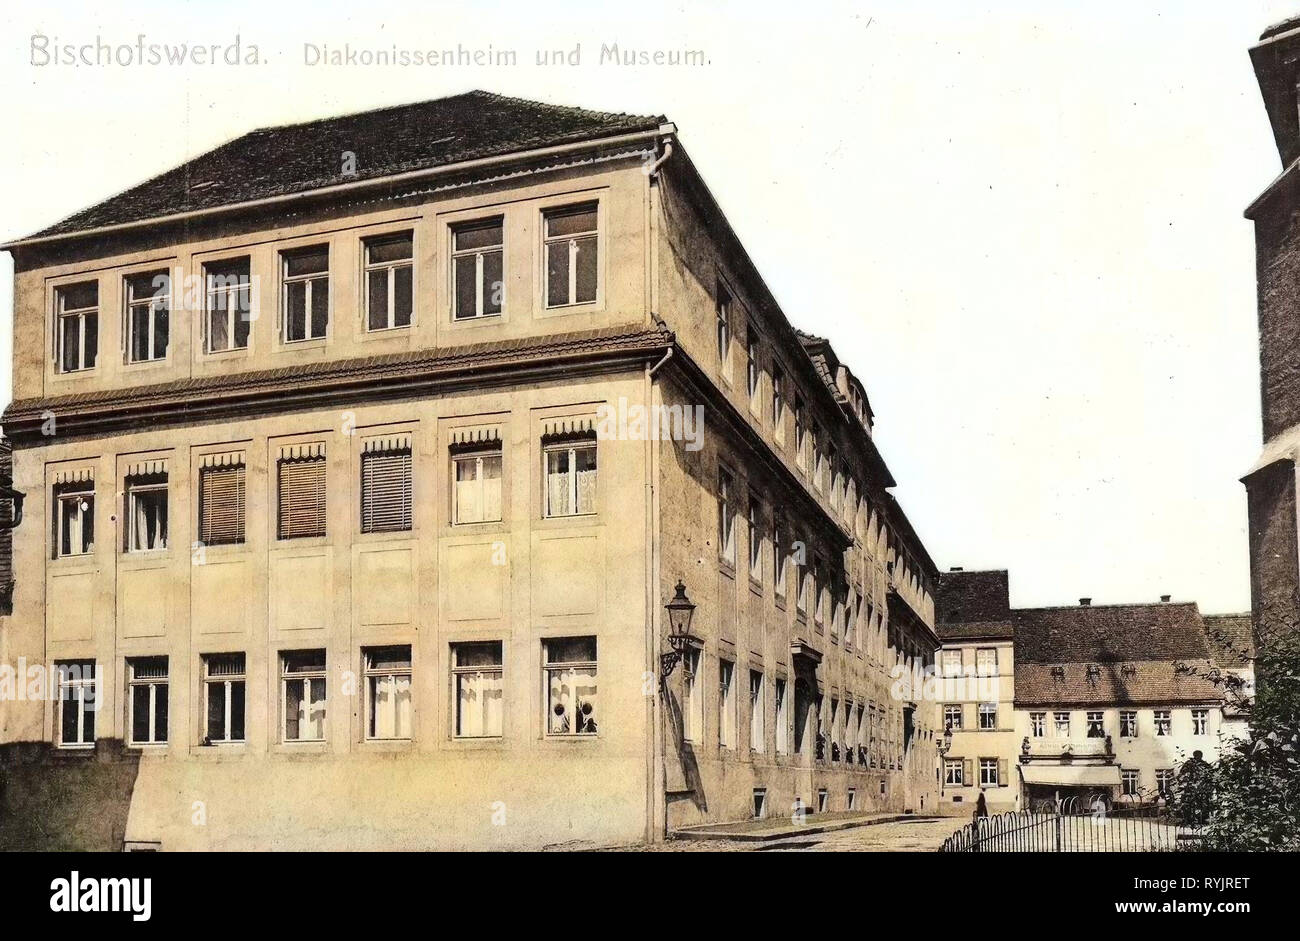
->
2, 324, 672, 443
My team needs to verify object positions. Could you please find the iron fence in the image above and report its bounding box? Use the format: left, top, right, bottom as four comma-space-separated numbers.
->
939, 807, 1203, 852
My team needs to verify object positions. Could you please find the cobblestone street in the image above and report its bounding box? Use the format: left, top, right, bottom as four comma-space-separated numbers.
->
617, 817, 960, 852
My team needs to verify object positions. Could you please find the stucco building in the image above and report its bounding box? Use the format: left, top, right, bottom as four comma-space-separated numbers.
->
0, 92, 940, 850
936, 570, 1247, 814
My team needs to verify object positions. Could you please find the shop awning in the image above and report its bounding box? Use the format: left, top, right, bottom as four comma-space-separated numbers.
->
1019, 764, 1123, 787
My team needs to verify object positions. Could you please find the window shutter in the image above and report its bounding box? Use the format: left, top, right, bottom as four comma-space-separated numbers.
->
963, 758, 973, 785
998, 758, 1009, 787
360, 448, 412, 533
200, 463, 245, 545
278, 455, 327, 539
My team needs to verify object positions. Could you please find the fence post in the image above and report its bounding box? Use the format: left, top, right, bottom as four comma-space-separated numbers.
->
1054, 813, 1062, 852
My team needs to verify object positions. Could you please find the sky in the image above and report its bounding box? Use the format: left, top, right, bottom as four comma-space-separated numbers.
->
0, 0, 1292, 613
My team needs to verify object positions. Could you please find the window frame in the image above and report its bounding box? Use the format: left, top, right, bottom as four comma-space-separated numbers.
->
748, 670, 765, 753
363, 231, 415, 332
943, 704, 963, 730
542, 203, 599, 309
1086, 710, 1105, 738
197, 460, 246, 547
55, 660, 97, 749
1191, 708, 1208, 736
124, 473, 169, 553
979, 757, 1000, 787
1053, 711, 1070, 737
451, 219, 504, 321
977, 702, 997, 730
1030, 711, 1046, 737
747, 494, 763, 582
54, 281, 99, 373
451, 641, 505, 739
543, 636, 599, 738
124, 270, 170, 364
1120, 709, 1138, 738
717, 469, 737, 567
203, 257, 253, 354
1154, 709, 1172, 737
944, 758, 964, 786
202, 653, 247, 746
53, 482, 95, 559
363, 645, 413, 742
451, 446, 504, 525
127, 656, 169, 747
774, 676, 789, 755
280, 649, 328, 743
718, 658, 736, 749
280, 245, 330, 344
542, 436, 598, 519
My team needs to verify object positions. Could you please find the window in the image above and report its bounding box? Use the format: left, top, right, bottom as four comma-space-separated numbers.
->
54, 482, 95, 558
978, 702, 997, 730
976, 648, 998, 676
847, 788, 857, 811
771, 366, 784, 433
452, 641, 503, 738
816, 789, 828, 814
281, 246, 329, 342
1120, 710, 1138, 737
56, 660, 96, 748
715, 286, 731, 370
203, 653, 246, 744
813, 559, 826, 626
683, 648, 703, 742
364, 646, 412, 740
812, 424, 825, 490
941, 649, 963, 677
1054, 711, 1070, 737
753, 788, 767, 819
718, 659, 736, 748
943, 704, 963, 730
717, 470, 736, 566
55, 281, 98, 372
746, 324, 760, 405
545, 637, 598, 735
281, 650, 327, 742
774, 677, 789, 754
944, 758, 964, 786
361, 441, 413, 533
1086, 711, 1105, 738
125, 472, 168, 552
794, 397, 807, 469
1155, 768, 1175, 795
363, 232, 413, 330
1030, 711, 1046, 737
979, 758, 1000, 787
747, 496, 763, 581
128, 657, 168, 746
278, 449, 326, 539
1191, 708, 1208, 735
796, 552, 810, 617
125, 270, 170, 363
544, 204, 598, 307
829, 698, 840, 761
452, 446, 503, 524
198, 458, 246, 546
773, 515, 786, 599
1121, 769, 1139, 797
1154, 710, 1171, 736
749, 670, 764, 752
452, 220, 503, 320
204, 258, 252, 352
543, 437, 597, 518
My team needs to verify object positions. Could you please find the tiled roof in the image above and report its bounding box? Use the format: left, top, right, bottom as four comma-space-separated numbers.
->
1015, 660, 1224, 707
28, 91, 665, 239
937, 569, 1011, 625
937, 620, 1015, 642
1203, 614, 1255, 668
1012, 602, 1211, 664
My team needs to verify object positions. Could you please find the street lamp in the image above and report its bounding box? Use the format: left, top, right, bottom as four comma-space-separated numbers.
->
938, 723, 954, 801
660, 580, 698, 680
939, 723, 954, 757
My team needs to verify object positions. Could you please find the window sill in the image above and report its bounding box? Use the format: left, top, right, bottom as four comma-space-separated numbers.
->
447, 314, 505, 330
123, 357, 171, 371
539, 300, 602, 319
447, 736, 506, 750
718, 559, 737, 579
276, 338, 329, 353
748, 576, 763, 596
360, 324, 415, 338
200, 346, 252, 361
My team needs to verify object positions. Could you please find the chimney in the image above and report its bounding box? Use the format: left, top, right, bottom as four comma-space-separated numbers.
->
1079, 597, 1091, 607
1250, 20, 1300, 168
1160, 594, 1171, 603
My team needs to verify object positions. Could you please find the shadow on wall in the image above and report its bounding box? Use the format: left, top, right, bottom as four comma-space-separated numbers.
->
662, 682, 707, 814
0, 740, 141, 851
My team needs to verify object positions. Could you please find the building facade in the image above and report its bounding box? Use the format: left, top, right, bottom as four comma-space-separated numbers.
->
0, 92, 940, 850
934, 569, 1017, 815
1245, 17, 1300, 671
936, 570, 1247, 814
